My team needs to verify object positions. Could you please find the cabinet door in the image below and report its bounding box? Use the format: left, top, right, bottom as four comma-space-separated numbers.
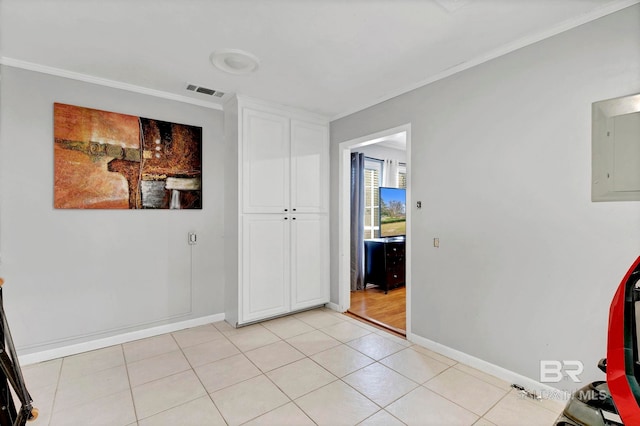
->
241, 214, 290, 323
290, 214, 329, 311
290, 120, 329, 213
242, 109, 290, 213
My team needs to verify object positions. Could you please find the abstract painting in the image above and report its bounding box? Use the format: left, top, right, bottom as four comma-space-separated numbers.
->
54, 103, 202, 209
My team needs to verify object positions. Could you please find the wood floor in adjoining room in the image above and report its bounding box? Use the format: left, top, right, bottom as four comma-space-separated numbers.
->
348, 285, 406, 336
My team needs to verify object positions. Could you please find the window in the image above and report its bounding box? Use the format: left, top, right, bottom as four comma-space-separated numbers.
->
398, 163, 407, 189
363, 158, 406, 239
363, 158, 382, 239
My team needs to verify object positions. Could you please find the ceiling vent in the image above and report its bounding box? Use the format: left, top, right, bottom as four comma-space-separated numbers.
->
186, 84, 225, 97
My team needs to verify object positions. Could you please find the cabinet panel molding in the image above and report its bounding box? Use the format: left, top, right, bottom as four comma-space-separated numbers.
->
291, 214, 329, 310
291, 119, 329, 213
242, 109, 290, 213
241, 215, 290, 322
225, 96, 330, 326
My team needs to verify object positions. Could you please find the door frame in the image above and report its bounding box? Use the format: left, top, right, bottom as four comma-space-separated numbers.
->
337, 123, 412, 336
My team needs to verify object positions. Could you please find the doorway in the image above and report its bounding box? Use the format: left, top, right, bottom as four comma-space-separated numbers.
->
337, 124, 411, 337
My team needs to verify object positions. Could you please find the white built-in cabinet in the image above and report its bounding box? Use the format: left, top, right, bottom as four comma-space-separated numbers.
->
225, 96, 329, 326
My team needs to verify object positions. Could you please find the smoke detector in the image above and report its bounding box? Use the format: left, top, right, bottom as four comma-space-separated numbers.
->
210, 49, 260, 75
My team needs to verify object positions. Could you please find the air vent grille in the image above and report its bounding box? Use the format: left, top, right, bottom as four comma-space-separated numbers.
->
186, 83, 225, 98
196, 87, 215, 96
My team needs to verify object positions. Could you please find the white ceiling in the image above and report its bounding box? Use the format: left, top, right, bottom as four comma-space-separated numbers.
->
0, 0, 637, 119
367, 132, 407, 151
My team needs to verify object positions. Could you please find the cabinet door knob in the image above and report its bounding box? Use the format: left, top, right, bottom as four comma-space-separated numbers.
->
292, 217, 296, 220
292, 208, 297, 211
284, 209, 288, 212
284, 217, 288, 220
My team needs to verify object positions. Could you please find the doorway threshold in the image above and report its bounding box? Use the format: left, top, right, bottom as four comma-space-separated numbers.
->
345, 311, 406, 338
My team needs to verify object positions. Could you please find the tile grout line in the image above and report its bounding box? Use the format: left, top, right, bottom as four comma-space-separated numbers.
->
120, 343, 140, 425
221, 323, 293, 425
49, 346, 130, 422
170, 324, 230, 425
43, 309, 557, 425
419, 364, 496, 421
237, 318, 331, 424
124, 324, 227, 423
231, 312, 379, 424
196, 320, 391, 425
277, 320, 409, 423
46, 355, 65, 425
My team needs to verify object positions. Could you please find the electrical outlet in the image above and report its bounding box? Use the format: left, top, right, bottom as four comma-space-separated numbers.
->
188, 232, 197, 245
434, 238, 440, 248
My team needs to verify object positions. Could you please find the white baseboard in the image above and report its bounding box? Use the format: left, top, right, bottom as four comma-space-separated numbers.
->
19, 313, 225, 366
325, 302, 344, 313
329, 302, 556, 397
408, 332, 559, 397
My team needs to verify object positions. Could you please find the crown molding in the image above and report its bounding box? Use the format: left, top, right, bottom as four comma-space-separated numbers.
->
331, 0, 640, 121
0, 57, 224, 111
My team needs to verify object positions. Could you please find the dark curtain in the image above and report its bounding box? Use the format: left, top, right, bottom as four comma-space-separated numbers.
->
350, 152, 365, 291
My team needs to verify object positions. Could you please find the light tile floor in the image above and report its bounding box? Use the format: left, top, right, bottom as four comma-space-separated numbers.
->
20, 308, 564, 425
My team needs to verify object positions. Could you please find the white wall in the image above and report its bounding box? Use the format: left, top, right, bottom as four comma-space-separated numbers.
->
330, 4, 640, 387
0, 66, 226, 356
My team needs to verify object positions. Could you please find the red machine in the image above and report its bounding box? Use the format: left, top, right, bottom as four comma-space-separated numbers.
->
555, 257, 640, 426
607, 256, 640, 424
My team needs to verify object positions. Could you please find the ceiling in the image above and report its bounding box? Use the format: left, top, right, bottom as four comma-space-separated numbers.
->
0, 0, 636, 119
368, 132, 407, 151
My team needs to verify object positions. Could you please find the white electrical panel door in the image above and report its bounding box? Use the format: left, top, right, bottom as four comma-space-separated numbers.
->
241, 215, 291, 323
612, 112, 640, 192
242, 109, 290, 213
290, 214, 329, 311
592, 93, 640, 201
290, 120, 329, 213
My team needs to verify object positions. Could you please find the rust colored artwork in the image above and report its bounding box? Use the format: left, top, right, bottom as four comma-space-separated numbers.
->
54, 103, 202, 209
